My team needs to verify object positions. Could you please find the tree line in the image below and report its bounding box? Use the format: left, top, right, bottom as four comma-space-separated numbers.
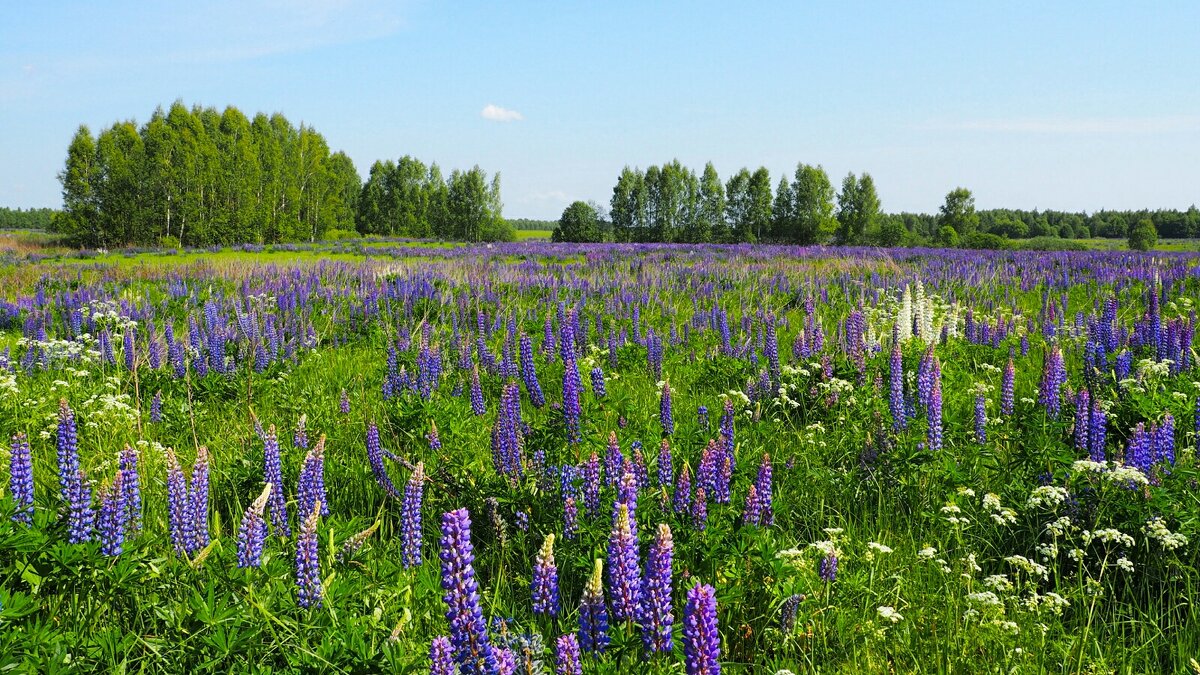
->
55, 102, 510, 247
0, 207, 56, 231
552, 160, 1200, 247
355, 157, 510, 242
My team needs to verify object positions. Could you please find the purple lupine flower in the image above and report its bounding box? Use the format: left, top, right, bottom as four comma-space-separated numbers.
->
297, 435, 329, 519
118, 444, 140, 534
439, 508, 497, 673
616, 459, 639, 519
1038, 346, 1065, 418
765, 313, 780, 388
515, 510, 529, 532
430, 636, 455, 675
56, 400, 80, 502
165, 447, 192, 554
720, 399, 735, 459
1001, 358, 1015, 416
470, 366, 487, 416
97, 472, 125, 556
698, 405, 709, 429
554, 634, 582, 675
1126, 423, 1153, 475
603, 432, 623, 488
660, 381, 674, 436
780, 594, 803, 633
563, 496, 578, 540
263, 425, 290, 536
189, 445, 210, 553
562, 351, 583, 444
683, 583, 721, 675
578, 559, 610, 654
427, 421, 442, 451
1089, 397, 1107, 463
366, 422, 400, 498
926, 374, 943, 452
641, 523, 675, 653
532, 533, 560, 617
819, 552, 838, 583
294, 414, 308, 450
742, 484, 762, 526
608, 503, 642, 621
339, 388, 351, 415
296, 501, 322, 609
755, 453, 773, 526
974, 394, 987, 445
520, 334, 545, 408
237, 483, 272, 568
657, 438, 673, 487
1074, 389, 1091, 453
692, 486, 708, 531
150, 390, 163, 423
1154, 413, 1175, 468
591, 366, 606, 399
889, 339, 906, 430
582, 451, 601, 517
715, 453, 732, 504
66, 466, 94, 544
8, 433, 33, 524
674, 462, 693, 514
496, 648, 515, 675
401, 463, 425, 568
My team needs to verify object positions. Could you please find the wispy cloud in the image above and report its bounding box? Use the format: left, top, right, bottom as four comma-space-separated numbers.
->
928, 116, 1200, 135
481, 104, 523, 122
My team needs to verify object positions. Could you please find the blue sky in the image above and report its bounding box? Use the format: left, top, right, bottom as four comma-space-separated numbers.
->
2, 1, 1198, 219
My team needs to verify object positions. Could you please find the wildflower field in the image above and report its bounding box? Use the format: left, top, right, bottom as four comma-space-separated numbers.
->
0, 242, 1198, 674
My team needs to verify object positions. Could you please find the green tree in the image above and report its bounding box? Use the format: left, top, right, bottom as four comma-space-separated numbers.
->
835, 172, 881, 245
1128, 218, 1157, 251
724, 168, 751, 243
697, 162, 725, 244
791, 164, 836, 245
771, 176, 793, 242
937, 225, 959, 247
552, 200, 602, 242
877, 216, 908, 247
939, 187, 978, 236
747, 167, 772, 243
57, 125, 101, 246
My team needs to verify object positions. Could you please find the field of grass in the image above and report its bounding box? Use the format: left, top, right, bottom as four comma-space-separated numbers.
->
515, 229, 553, 241
1, 242, 1198, 673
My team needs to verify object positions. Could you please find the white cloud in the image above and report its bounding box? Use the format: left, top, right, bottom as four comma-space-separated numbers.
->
481, 104, 523, 122
928, 116, 1200, 135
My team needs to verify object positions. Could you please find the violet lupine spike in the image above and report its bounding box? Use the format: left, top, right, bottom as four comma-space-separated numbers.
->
532, 533, 560, 617
295, 500, 322, 609
9, 433, 33, 525
429, 636, 455, 675
603, 432, 623, 488
237, 483, 272, 568
742, 484, 761, 526
660, 380, 674, 436
582, 451, 601, 517
339, 388, 351, 415
578, 559, 610, 654
562, 350, 583, 444
150, 390, 163, 423
520, 334, 545, 408
65, 466, 95, 544
1038, 346, 1065, 418
401, 462, 425, 569
56, 399, 80, 503
427, 420, 442, 451
470, 366, 486, 416
926, 373, 943, 452
616, 458, 639, 519
683, 583, 721, 675
439, 508, 497, 674
698, 405, 709, 430
263, 425, 290, 537
1154, 413, 1175, 468
165, 447, 191, 555
657, 438, 673, 488
1074, 389, 1091, 453
819, 552, 838, 583
674, 462, 693, 514
641, 523, 675, 654
496, 648, 516, 675
366, 422, 400, 498
1088, 397, 1107, 463
590, 366, 606, 399
889, 339, 906, 430
1001, 358, 1015, 416
563, 495, 578, 540
189, 445, 210, 553
294, 414, 308, 450
755, 453, 773, 526
974, 394, 987, 445
297, 435, 329, 519
97, 472, 125, 557
608, 503, 643, 622
119, 444, 141, 534
554, 634, 582, 675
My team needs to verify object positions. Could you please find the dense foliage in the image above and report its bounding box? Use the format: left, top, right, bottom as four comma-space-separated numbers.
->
0, 208, 56, 231
1, 242, 1198, 673
356, 156, 509, 242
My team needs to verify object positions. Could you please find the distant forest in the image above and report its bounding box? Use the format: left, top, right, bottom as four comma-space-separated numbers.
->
0, 207, 56, 230
31, 102, 1200, 248
549, 162, 1200, 247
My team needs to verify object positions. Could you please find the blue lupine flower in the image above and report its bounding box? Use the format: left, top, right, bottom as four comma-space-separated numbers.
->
402, 463, 425, 569
366, 421, 400, 498
641, 523, 674, 653
683, 583, 721, 675
296, 501, 322, 608
8, 433, 33, 525
608, 503, 642, 622
554, 634, 582, 675
578, 559, 610, 654
429, 636, 455, 675
263, 425, 290, 536
189, 445, 210, 553
439, 508, 498, 674
532, 533, 560, 617
660, 380, 674, 436
237, 483, 272, 568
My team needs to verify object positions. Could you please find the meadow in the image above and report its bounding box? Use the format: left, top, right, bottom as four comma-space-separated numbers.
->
0, 241, 1198, 674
